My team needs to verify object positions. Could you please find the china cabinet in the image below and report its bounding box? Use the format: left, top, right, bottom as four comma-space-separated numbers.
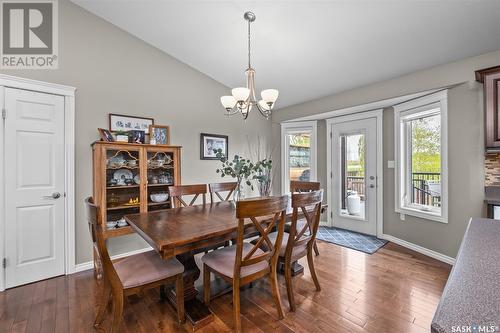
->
91, 141, 182, 239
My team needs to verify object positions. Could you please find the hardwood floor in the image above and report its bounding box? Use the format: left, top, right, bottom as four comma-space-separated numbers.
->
0, 241, 451, 333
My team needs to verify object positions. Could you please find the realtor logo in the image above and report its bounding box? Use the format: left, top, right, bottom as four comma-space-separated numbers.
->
1, 0, 58, 69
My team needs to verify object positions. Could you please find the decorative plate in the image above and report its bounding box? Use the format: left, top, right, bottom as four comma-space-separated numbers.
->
134, 175, 140, 185
113, 169, 133, 185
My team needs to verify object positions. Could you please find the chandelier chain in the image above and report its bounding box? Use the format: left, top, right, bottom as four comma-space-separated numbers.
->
247, 19, 251, 69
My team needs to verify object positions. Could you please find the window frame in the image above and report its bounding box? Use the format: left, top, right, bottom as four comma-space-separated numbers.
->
394, 90, 448, 223
281, 121, 318, 194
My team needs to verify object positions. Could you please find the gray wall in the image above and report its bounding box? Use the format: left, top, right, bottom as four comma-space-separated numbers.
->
0, 0, 271, 264
273, 50, 500, 258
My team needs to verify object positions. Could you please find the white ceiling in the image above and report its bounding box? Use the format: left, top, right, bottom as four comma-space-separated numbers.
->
72, 0, 500, 108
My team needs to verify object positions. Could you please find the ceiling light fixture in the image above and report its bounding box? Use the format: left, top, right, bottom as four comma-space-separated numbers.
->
220, 11, 279, 120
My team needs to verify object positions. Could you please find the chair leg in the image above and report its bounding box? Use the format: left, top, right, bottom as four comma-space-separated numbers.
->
110, 290, 124, 333
232, 280, 242, 333
284, 259, 296, 312
203, 264, 211, 305
313, 241, 320, 256
175, 275, 185, 324
307, 248, 321, 291
94, 279, 111, 328
269, 266, 285, 319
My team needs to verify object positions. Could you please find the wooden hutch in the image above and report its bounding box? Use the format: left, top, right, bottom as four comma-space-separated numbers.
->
92, 141, 182, 239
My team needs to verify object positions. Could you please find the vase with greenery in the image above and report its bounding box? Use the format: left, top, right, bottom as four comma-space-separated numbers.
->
246, 135, 275, 197
252, 159, 272, 197
215, 149, 255, 204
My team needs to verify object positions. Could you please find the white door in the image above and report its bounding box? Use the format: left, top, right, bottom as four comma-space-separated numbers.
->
4, 87, 65, 288
331, 116, 378, 235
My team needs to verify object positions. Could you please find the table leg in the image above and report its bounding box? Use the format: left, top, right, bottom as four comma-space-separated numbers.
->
278, 261, 304, 276
165, 252, 213, 330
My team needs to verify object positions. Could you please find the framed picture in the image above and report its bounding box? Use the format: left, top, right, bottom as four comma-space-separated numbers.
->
98, 128, 114, 142
200, 133, 228, 160
109, 113, 154, 134
149, 125, 170, 145
129, 130, 146, 144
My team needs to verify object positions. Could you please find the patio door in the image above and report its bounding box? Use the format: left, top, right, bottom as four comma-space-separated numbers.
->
329, 111, 382, 236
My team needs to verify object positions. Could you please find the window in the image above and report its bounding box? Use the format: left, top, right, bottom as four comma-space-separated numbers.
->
281, 121, 317, 193
394, 90, 448, 222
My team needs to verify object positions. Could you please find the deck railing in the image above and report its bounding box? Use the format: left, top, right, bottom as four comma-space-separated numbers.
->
345, 172, 441, 207
412, 172, 441, 206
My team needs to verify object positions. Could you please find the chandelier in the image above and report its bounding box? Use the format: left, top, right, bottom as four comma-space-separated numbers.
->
220, 11, 279, 120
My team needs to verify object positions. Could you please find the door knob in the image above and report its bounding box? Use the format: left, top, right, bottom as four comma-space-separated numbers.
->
43, 192, 61, 199
369, 184, 375, 188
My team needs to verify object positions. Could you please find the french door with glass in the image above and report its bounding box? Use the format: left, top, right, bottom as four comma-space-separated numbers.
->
329, 113, 381, 236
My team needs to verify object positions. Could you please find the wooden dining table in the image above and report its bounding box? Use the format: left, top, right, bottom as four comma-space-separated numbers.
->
124, 199, 325, 329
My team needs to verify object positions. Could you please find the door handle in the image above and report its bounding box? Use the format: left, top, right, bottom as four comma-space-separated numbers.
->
43, 192, 61, 199
369, 184, 375, 188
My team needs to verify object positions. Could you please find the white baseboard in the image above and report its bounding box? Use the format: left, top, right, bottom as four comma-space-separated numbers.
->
73, 235, 455, 274
381, 234, 455, 265
74, 246, 153, 273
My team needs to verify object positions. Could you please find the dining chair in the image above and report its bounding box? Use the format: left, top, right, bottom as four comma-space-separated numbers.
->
208, 182, 238, 202
290, 180, 321, 193
270, 190, 323, 312
168, 184, 207, 208
85, 197, 185, 332
289, 180, 321, 256
202, 196, 288, 333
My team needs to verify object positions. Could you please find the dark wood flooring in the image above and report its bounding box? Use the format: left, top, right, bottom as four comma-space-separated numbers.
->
0, 241, 451, 332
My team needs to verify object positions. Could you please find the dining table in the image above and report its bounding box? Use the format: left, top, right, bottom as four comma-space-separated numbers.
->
124, 199, 325, 329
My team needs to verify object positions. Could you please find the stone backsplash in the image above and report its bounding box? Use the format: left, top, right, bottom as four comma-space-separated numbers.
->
485, 154, 500, 185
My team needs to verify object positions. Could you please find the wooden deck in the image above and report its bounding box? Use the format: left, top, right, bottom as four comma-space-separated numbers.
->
0, 241, 451, 333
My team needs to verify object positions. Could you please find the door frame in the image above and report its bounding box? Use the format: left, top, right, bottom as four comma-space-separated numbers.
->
326, 109, 383, 237
0, 74, 76, 291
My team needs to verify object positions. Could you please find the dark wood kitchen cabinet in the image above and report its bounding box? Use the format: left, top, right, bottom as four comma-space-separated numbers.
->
476, 66, 500, 153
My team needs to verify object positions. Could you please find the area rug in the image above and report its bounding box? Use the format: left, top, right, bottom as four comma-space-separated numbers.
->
316, 226, 388, 254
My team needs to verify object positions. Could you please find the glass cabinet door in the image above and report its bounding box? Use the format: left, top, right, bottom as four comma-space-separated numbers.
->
104, 147, 142, 231
146, 149, 176, 212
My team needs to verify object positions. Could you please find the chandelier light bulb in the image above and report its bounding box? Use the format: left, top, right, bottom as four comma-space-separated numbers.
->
261, 89, 279, 104
220, 96, 237, 109
258, 99, 270, 111
231, 87, 250, 102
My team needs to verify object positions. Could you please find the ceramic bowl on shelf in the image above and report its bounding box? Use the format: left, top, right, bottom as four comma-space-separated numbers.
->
106, 221, 117, 229
116, 218, 128, 227
150, 192, 168, 203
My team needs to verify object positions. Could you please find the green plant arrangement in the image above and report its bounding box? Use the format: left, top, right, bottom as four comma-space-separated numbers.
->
252, 159, 272, 197
214, 148, 273, 202
215, 149, 254, 202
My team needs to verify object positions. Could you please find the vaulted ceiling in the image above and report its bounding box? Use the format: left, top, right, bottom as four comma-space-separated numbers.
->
72, 0, 500, 108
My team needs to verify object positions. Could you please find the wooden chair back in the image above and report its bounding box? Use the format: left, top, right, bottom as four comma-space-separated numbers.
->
235, 196, 288, 277
168, 184, 207, 208
290, 180, 321, 193
209, 182, 238, 202
84, 197, 122, 288
287, 190, 323, 258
